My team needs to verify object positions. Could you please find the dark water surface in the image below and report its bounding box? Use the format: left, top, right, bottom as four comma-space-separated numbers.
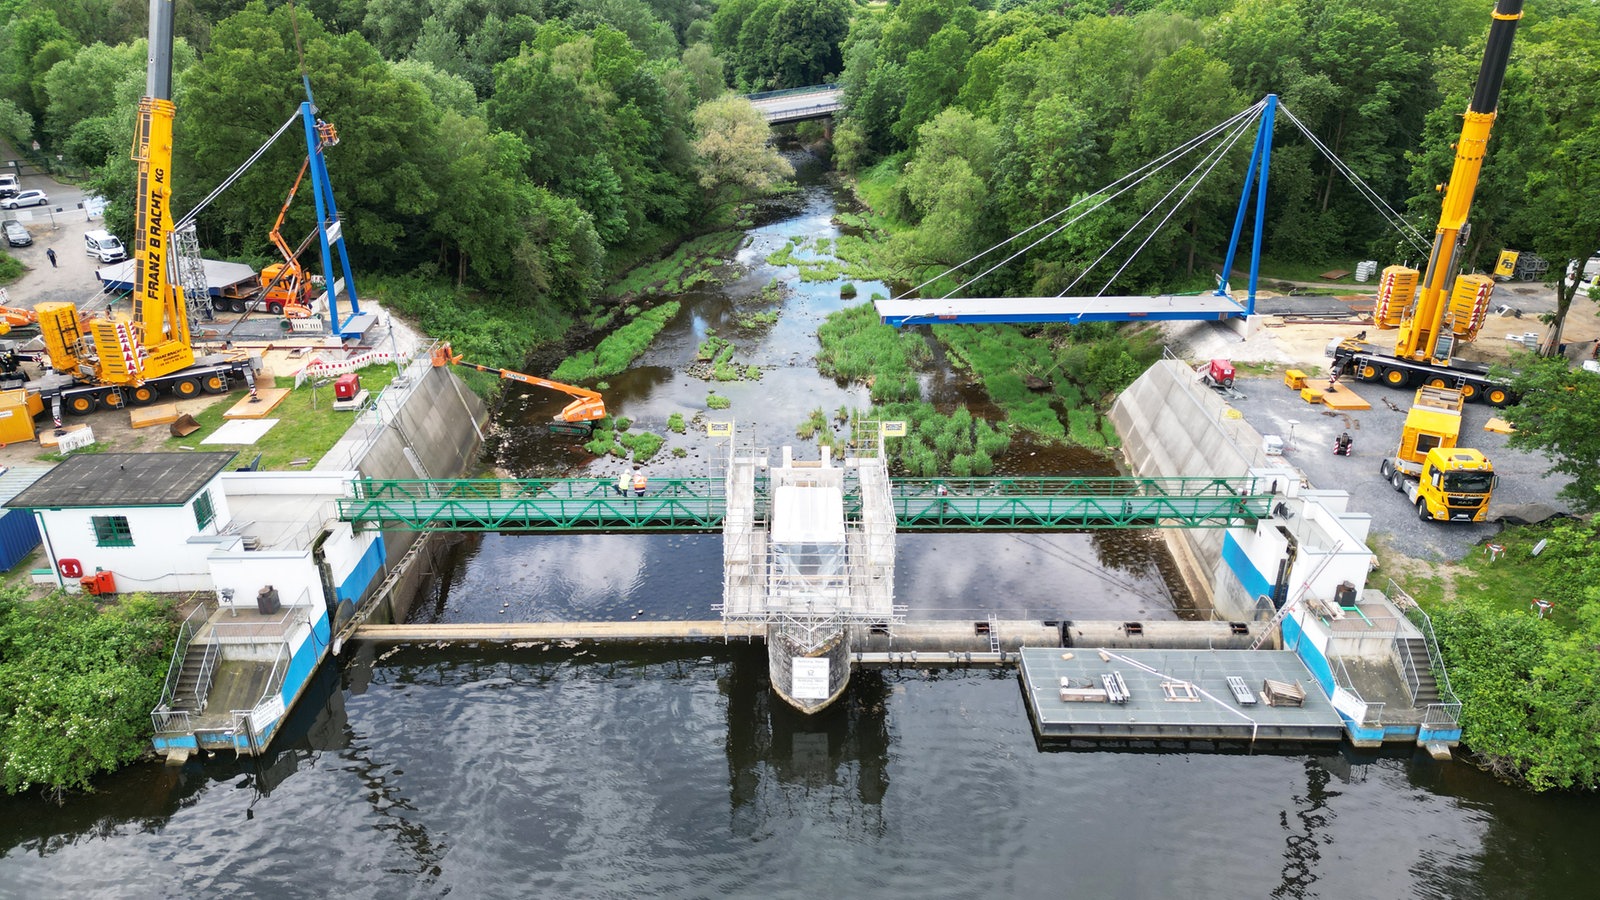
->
4, 150, 1596, 897
4, 648, 1597, 898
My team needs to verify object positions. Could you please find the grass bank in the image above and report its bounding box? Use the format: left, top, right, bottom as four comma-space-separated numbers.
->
161, 366, 399, 469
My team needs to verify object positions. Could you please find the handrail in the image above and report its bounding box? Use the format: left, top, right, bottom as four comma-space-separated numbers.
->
194, 641, 221, 712
1386, 579, 1462, 728
1328, 652, 1385, 727
1395, 634, 1422, 700
209, 602, 309, 642
154, 605, 206, 714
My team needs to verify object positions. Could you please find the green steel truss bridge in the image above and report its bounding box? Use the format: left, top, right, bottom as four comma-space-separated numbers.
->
337, 475, 1271, 532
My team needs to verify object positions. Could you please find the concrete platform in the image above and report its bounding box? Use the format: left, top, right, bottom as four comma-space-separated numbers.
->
224, 388, 290, 418
1019, 647, 1346, 743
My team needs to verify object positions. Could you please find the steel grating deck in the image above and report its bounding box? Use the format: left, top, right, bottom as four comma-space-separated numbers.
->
1019, 648, 1347, 743
338, 476, 1271, 532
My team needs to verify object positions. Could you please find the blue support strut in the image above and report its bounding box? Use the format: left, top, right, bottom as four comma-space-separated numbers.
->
1216, 94, 1278, 316
299, 79, 362, 335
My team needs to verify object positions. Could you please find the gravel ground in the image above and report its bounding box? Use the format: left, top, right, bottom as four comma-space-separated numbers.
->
1226, 373, 1574, 562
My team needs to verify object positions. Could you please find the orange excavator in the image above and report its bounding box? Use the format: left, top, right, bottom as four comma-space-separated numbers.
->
430, 343, 607, 434
258, 121, 340, 318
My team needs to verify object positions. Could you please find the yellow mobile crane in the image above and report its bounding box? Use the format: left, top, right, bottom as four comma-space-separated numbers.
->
31, 0, 256, 420
1331, 0, 1523, 406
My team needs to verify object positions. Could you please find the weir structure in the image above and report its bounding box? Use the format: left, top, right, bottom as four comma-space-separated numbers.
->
717, 433, 903, 714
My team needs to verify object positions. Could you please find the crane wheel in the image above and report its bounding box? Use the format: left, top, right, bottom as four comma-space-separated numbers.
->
1383, 368, 1411, 387
172, 377, 200, 399
102, 391, 125, 409
1487, 387, 1510, 407
1379, 459, 1393, 479
1391, 469, 1405, 492
1424, 377, 1448, 389
200, 374, 227, 394
66, 394, 98, 416
130, 386, 158, 406
1459, 382, 1478, 401
1358, 363, 1380, 381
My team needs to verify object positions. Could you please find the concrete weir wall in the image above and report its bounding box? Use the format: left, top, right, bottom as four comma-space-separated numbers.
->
1111, 360, 1268, 613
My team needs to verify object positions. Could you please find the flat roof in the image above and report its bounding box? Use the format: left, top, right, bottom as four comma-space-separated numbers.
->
771, 484, 846, 543
97, 259, 258, 295
6, 452, 237, 509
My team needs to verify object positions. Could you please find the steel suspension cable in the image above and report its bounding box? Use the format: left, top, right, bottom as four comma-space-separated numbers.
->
1061, 111, 1257, 299
174, 111, 303, 232
1277, 104, 1430, 256
898, 98, 1267, 301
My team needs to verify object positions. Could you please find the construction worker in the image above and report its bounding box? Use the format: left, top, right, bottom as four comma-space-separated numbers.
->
633, 470, 648, 497
615, 471, 629, 496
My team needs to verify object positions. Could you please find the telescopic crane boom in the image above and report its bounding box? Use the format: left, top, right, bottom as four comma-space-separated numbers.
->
1332, 0, 1524, 405
430, 344, 607, 431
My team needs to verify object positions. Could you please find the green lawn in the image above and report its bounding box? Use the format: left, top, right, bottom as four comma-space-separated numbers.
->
161, 365, 400, 470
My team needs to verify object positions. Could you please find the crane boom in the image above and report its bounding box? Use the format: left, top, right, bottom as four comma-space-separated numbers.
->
1393, 0, 1524, 364
430, 344, 606, 427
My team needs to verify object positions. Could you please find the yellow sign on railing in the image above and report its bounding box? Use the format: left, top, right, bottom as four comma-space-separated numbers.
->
706, 421, 733, 437
879, 420, 907, 437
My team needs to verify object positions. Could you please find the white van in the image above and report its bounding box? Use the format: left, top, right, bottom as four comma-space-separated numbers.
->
85, 229, 126, 263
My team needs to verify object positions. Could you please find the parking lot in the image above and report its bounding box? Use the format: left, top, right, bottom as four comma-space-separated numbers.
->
1227, 373, 1574, 562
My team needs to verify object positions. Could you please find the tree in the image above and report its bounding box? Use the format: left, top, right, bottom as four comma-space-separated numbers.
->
893, 23, 971, 147
690, 95, 793, 204
1502, 354, 1600, 512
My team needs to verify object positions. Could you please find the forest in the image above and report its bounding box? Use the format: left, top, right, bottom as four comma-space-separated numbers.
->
4, 0, 1597, 354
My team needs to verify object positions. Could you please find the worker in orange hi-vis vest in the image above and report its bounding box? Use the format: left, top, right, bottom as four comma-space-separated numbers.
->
633, 471, 648, 497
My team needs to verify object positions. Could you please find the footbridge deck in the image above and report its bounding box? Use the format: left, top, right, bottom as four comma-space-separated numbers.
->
337, 476, 1270, 532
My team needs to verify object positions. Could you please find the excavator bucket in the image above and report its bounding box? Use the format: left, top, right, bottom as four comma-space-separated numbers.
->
169, 413, 201, 437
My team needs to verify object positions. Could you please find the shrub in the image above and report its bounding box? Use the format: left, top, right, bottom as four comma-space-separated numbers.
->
0, 590, 178, 799
620, 431, 664, 463
667, 413, 685, 434
707, 394, 731, 410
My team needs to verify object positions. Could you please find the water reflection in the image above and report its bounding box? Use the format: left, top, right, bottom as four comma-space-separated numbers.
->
723, 646, 891, 837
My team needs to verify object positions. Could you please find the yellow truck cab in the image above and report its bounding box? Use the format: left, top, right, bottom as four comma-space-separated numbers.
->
1379, 387, 1496, 522
1415, 447, 1496, 522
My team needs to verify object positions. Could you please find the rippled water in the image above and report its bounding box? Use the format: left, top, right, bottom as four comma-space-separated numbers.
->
4, 648, 1597, 898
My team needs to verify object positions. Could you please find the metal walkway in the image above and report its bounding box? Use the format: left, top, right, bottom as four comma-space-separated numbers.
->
745, 85, 842, 123
336, 475, 1270, 532
875, 293, 1249, 327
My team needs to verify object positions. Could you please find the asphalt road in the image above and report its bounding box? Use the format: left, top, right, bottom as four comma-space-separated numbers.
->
1227, 373, 1573, 562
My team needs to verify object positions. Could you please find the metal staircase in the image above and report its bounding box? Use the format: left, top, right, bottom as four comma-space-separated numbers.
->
1399, 637, 1440, 703
172, 641, 220, 712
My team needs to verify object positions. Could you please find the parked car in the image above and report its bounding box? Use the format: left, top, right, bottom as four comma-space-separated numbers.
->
1, 189, 48, 209
0, 173, 19, 198
84, 229, 125, 262
3, 220, 30, 247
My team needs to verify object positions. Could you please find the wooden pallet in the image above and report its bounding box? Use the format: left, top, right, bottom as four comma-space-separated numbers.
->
1305, 379, 1371, 410
223, 388, 290, 419
130, 403, 179, 428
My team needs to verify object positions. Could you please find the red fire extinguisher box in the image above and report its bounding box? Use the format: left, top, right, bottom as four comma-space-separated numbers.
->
334, 373, 360, 400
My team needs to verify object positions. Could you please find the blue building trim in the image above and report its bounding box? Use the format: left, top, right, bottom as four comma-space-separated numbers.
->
335, 534, 385, 605
1221, 531, 1273, 602
1282, 613, 1335, 696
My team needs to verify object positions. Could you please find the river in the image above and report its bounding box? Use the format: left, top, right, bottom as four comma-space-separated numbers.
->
1, 148, 1595, 898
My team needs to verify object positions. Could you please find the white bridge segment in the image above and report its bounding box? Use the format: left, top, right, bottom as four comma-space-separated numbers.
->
875, 293, 1249, 327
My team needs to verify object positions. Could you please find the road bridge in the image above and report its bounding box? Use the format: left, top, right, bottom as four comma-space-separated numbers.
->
746, 86, 841, 123
336, 475, 1271, 532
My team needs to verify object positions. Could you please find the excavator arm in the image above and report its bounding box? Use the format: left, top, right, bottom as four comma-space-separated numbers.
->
430, 344, 606, 426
